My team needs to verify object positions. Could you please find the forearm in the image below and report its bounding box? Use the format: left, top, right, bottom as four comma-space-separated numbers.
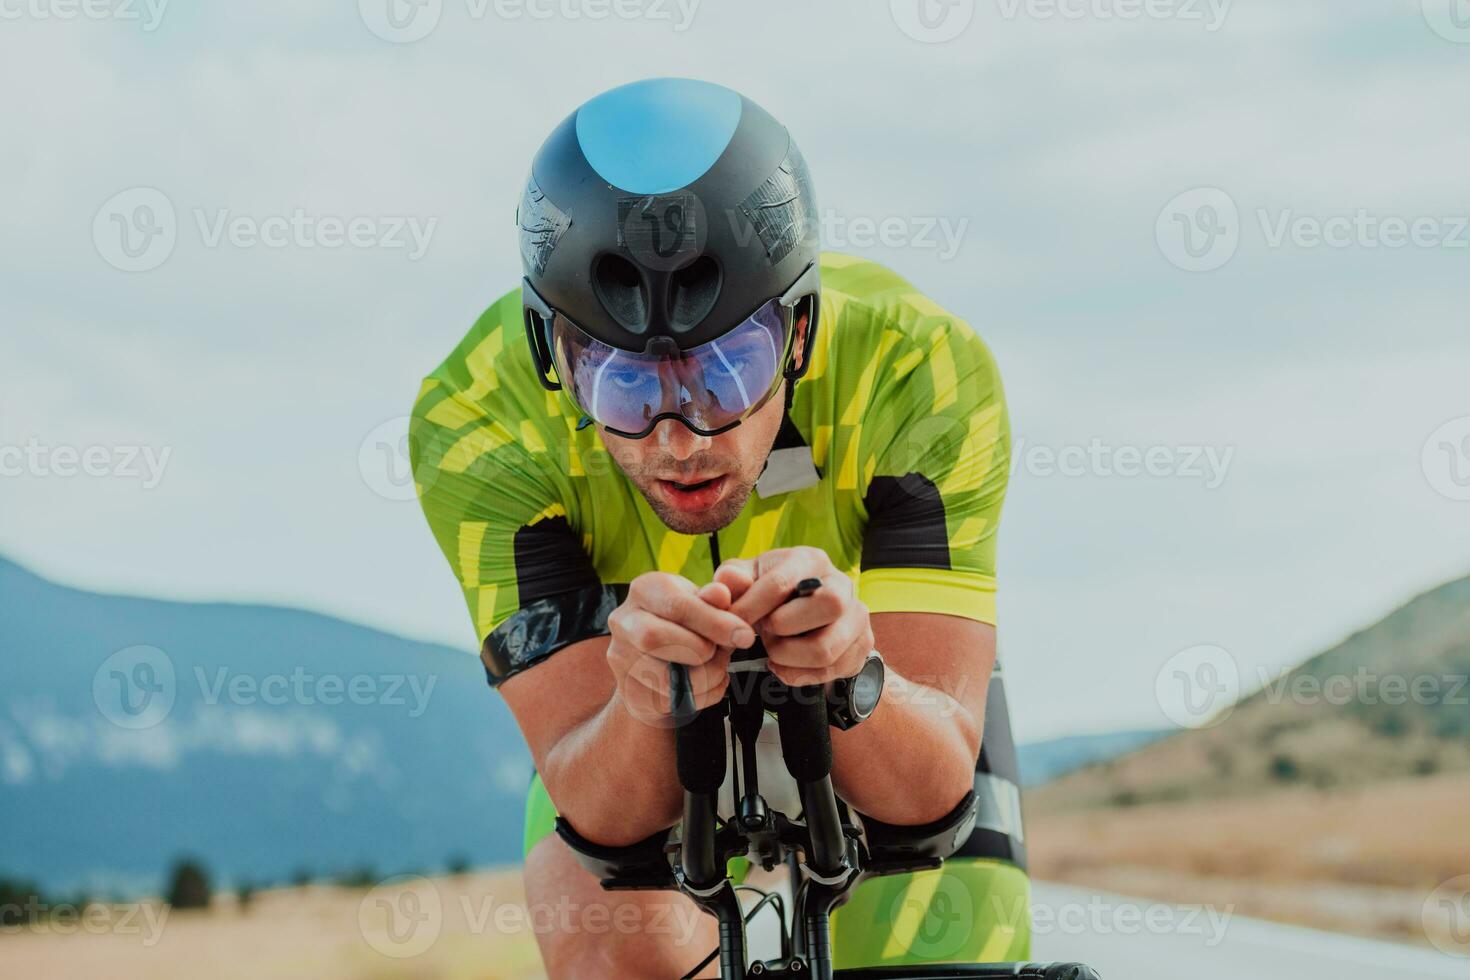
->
538, 689, 683, 847
829, 667, 983, 826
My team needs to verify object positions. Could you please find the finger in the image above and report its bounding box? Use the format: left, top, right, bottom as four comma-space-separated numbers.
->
712, 560, 756, 604
767, 613, 866, 674
613, 610, 717, 664
696, 581, 733, 610
629, 651, 730, 706
730, 552, 830, 625
659, 589, 757, 649
763, 575, 851, 637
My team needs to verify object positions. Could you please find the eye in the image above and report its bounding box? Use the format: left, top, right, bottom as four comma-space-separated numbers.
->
607, 368, 650, 391
713, 355, 750, 377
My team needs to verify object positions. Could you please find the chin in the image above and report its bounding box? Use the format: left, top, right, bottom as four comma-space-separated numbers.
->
646, 481, 755, 535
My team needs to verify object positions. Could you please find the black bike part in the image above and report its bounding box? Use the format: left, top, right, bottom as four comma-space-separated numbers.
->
830, 965, 1102, 979
855, 790, 979, 877
679, 789, 723, 892
551, 817, 677, 890
775, 682, 831, 783
670, 661, 699, 727
676, 699, 728, 794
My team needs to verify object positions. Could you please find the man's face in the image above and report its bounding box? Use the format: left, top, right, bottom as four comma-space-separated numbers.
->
599, 379, 787, 535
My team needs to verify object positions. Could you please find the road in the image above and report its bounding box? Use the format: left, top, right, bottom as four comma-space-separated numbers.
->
1030, 882, 1465, 979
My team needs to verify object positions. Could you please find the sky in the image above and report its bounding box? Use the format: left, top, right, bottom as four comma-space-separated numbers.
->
3, 0, 1470, 742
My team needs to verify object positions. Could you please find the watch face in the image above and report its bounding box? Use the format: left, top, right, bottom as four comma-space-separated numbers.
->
852, 662, 882, 717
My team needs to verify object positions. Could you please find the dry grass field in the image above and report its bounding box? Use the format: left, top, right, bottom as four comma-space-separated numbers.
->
0, 870, 549, 980
1027, 771, 1470, 945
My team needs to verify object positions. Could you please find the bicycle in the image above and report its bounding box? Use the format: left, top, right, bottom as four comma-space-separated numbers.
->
554, 583, 1101, 980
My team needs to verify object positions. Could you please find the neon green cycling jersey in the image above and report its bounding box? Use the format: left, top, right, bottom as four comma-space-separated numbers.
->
410, 251, 1010, 686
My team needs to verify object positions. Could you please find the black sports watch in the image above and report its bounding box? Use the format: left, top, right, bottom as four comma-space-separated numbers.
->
828, 651, 885, 731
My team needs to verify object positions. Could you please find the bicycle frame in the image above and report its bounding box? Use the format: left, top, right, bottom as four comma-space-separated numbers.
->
555, 641, 1100, 979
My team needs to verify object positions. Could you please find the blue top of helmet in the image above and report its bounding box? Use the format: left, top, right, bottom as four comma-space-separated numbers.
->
574, 78, 744, 195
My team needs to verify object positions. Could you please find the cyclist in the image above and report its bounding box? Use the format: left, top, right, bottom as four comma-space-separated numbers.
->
411, 77, 1029, 977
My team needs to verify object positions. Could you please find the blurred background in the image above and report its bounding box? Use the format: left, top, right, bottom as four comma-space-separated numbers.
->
3, 1, 1469, 977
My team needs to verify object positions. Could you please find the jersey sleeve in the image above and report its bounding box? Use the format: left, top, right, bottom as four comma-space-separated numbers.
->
855, 314, 1010, 626
410, 301, 618, 688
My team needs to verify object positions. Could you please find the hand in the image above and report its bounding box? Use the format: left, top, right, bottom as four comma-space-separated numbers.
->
719, 547, 874, 688
606, 571, 757, 726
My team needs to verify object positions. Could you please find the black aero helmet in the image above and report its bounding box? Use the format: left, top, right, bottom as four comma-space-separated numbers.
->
518, 78, 821, 437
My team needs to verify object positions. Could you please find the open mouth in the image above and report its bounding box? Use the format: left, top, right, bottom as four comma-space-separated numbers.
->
656, 475, 729, 512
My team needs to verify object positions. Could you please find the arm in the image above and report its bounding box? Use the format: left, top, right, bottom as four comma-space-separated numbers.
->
829, 612, 993, 825
498, 636, 682, 847
720, 554, 992, 827
499, 574, 752, 848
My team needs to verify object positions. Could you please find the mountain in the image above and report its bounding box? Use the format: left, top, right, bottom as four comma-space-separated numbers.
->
1030, 574, 1470, 812
0, 555, 531, 897
1016, 730, 1169, 787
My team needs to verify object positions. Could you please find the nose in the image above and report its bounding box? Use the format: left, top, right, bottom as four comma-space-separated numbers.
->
653, 417, 712, 460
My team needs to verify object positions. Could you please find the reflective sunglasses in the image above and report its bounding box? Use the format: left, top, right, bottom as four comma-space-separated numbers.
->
524, 264, 819, 439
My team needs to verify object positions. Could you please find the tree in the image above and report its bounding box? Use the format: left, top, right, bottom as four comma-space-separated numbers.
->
165, 859, 212, 910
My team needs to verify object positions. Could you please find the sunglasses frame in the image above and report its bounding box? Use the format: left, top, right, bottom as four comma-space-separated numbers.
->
522, 262, 821, 439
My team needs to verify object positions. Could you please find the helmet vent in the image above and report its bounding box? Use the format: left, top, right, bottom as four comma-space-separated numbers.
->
666, 255, 722, 333
592, 253, 649, 333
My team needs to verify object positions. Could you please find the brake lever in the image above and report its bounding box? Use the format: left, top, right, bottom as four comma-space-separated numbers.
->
668, 578, 823, 727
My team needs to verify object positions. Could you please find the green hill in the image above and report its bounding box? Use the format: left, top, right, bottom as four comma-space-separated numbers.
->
1031, 574, 1470, 812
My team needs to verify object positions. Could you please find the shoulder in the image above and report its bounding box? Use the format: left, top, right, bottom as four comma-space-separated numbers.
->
813, 253, 1003, 414
410, 286, 573, 492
